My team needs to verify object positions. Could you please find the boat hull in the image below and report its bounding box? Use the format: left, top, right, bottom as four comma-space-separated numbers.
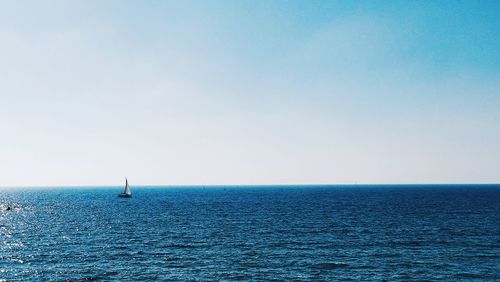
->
118, 193, 132, 198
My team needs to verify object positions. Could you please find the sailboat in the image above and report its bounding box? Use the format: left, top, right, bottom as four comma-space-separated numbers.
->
118, 178, 132, 198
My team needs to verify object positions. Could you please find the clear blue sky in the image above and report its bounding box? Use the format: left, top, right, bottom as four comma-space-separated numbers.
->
0, 0, 499, 186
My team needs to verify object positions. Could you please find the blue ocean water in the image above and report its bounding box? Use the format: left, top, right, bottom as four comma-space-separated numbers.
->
0, 185, 498, 281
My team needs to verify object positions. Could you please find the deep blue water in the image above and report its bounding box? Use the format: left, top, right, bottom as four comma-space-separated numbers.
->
0, 185, 499, 281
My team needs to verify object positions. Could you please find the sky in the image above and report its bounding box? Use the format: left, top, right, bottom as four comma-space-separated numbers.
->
0, 0, 499, 186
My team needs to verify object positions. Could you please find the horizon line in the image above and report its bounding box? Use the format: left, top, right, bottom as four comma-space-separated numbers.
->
0, 183, 499, 189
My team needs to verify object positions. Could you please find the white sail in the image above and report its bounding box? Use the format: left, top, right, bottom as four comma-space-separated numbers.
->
124, 178, 131, 195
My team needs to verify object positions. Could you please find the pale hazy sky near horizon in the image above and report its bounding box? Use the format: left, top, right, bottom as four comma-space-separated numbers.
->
0, 0, 499, 186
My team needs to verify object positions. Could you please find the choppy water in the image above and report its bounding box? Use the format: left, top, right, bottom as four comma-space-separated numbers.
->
0, 185, 499, 281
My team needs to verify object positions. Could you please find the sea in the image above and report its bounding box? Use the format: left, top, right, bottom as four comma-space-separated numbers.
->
0, 185, 498, 281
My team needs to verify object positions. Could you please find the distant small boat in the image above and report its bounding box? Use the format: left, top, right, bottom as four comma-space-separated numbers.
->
118, 178, 132, 198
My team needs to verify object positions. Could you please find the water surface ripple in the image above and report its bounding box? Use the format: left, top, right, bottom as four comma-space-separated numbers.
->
0, 185, 498, 280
